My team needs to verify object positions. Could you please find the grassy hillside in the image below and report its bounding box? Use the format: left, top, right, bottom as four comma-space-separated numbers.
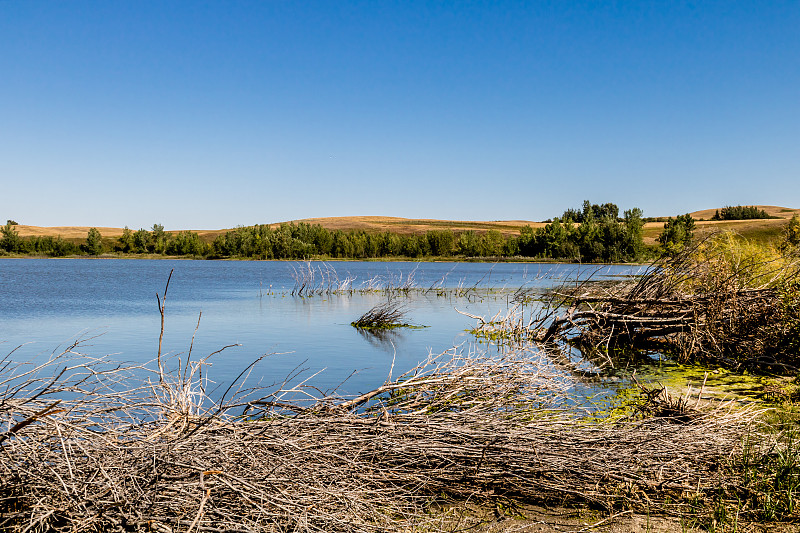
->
12, 206, 798, 248
13, 217, 546, 245
689, 205, 800, 220
643, 205, 800, 246
274, 216, 544, 236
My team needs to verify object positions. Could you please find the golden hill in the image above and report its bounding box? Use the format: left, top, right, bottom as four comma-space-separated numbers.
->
11, 206, 798, 246
689, 205, 800, 220
13, 217, 545, 243
642, 205, 800, 245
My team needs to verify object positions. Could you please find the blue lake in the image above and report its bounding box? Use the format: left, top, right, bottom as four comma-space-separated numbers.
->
0, 259, 640, 396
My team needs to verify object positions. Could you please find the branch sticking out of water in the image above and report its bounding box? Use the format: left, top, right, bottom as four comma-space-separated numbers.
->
156, 268, 173, 384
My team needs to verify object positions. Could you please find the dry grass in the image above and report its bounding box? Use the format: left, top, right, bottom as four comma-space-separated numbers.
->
12, 217, 546, 243
13, 225, 128, 239
643, 219, 792, 247
267, 216, 545, 237
642, 206, 800, 246
13, 225, 227, 244
689, 205, 800, 221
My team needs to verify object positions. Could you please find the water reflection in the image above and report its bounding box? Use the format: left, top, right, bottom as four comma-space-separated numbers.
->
354, 326, 407, 353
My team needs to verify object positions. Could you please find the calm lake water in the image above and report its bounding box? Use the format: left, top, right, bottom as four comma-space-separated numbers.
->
1, 259, 640, 397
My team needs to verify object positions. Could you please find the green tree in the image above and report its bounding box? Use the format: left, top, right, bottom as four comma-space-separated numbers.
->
562, 201, 619, 224
401, 235, 428, 257
576, 216, 603, 261
781, 215, 800, 251
1, 222, 21, 252
117, 227, 134, 253
657, 214, 696, 255
132, 228, 150, 253
331, 231, 354, 258
622, 208, 645, 259
84, 228, 103, 256
561, 208, 580, 223
541, 218, 573, 259
503, 235, 520, 256
150, 224, 167, 253
457, 231, 481, 257
712, 205, 773, 220
517, 225, 540, 256
427, 230, 455, 256
598, 202, 620, 220
481, 230, 504, 257
167, 231, 206, 256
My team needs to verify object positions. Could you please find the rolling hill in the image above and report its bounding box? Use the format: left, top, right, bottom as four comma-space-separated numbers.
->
10, 206, 798, 246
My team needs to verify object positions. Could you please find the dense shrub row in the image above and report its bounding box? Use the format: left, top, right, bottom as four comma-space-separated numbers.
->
712, 205, 776, 220
0, 202, 722, 262
205, 202, 648, 262
0, 223, 79, 257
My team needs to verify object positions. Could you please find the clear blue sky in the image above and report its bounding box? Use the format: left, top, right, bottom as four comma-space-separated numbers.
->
1, 1, 798, 230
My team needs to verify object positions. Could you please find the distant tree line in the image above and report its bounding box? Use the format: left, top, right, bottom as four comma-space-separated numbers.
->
0, 222, 79, 257
108, 201, 649, 262
712, 205, 776, 220
208, 224, 514, 260
519, 203, 646, 262
559, 201, 621, 224
0, 202, 712, 262
655, 214, 696, 256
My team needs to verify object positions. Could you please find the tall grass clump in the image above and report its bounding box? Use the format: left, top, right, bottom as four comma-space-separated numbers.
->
739, 428, 800, 521
684, 231, 796, 293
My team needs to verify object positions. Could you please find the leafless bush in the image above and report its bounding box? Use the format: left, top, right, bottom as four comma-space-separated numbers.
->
290, 262, 357, 296
351, 301, 409, 329
290, 262, 424, 298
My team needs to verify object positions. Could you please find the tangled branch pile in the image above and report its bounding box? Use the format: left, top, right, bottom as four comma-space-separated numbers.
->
351, 301, 410, 329
546, 233, 800, 371
1, 332, 777, 533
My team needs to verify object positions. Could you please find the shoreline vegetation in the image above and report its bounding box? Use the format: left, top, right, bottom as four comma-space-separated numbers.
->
2, 203, 798, 263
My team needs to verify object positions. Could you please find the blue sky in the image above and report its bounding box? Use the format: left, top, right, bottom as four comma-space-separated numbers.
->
1, 1, 798, 229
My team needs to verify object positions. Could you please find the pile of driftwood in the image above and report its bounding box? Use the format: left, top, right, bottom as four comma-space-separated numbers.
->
0, 337, 768, 533
543, 235, 800, 371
